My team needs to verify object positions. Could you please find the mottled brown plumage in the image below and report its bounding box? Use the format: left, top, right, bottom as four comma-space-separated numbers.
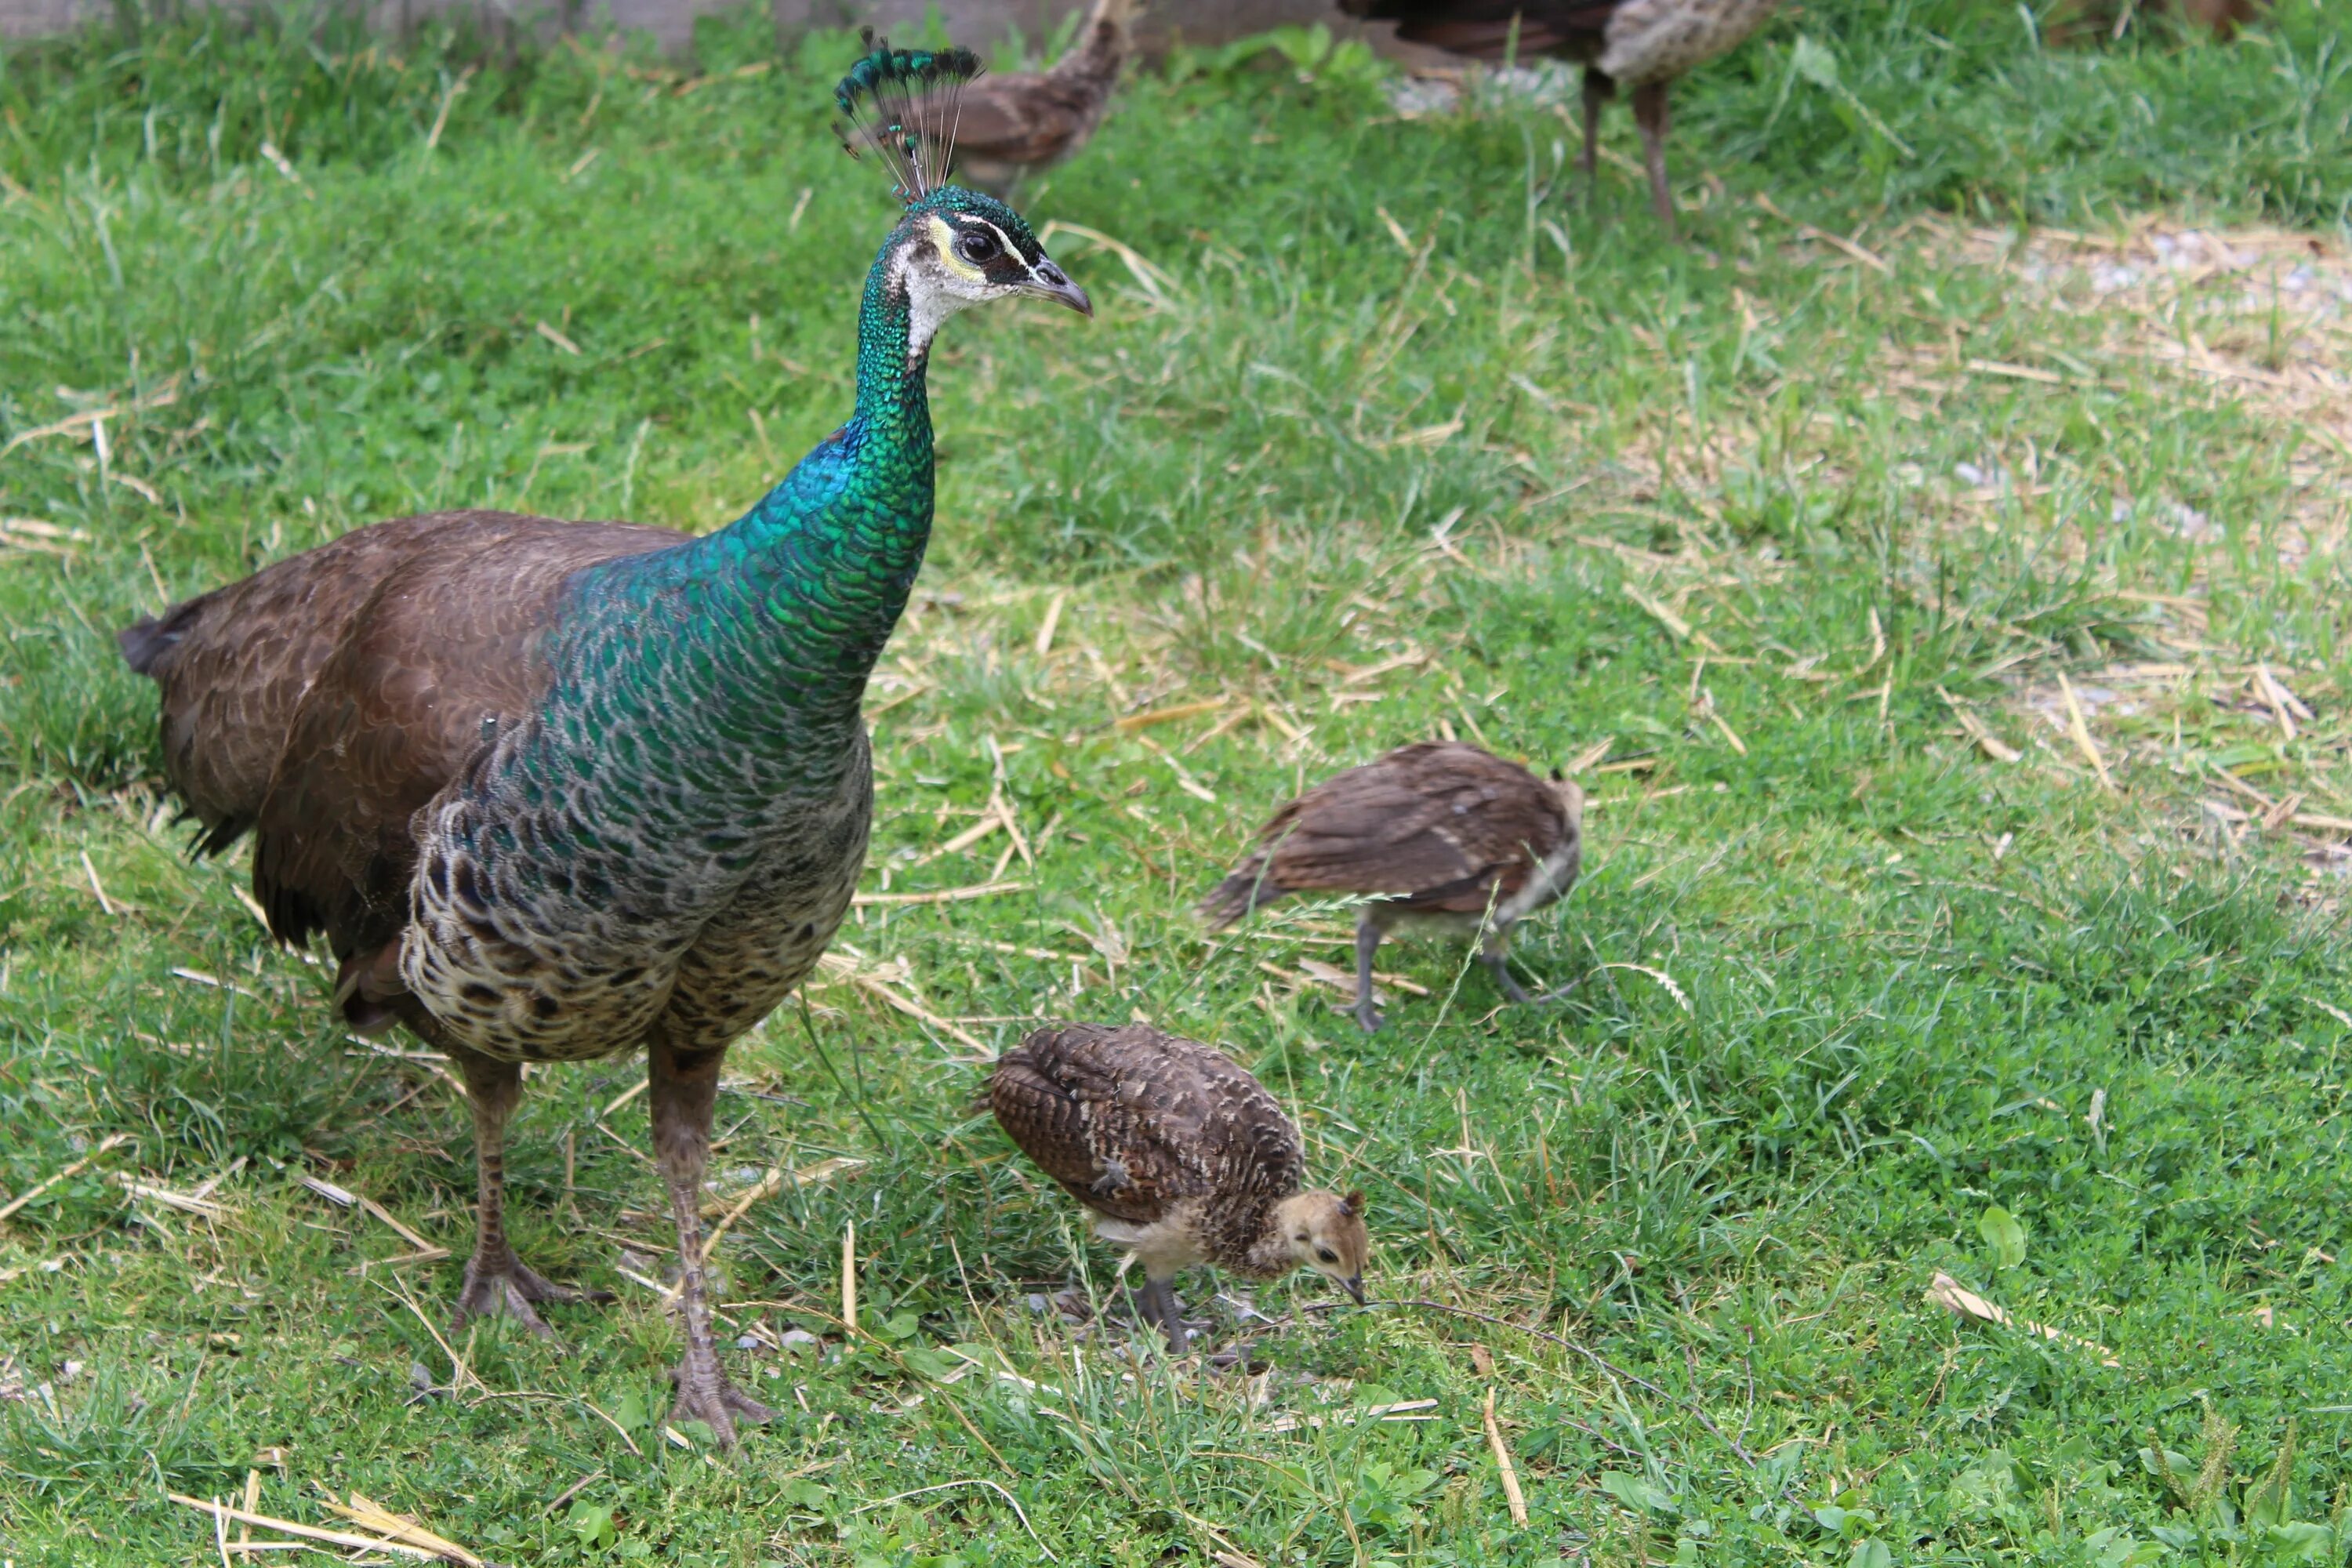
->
989, 1022, 1367, 1351
1342, 0, 1779, 231
1200, 742, 1584, 1031
886, 0, 1139, 194
127, 514, 680, 988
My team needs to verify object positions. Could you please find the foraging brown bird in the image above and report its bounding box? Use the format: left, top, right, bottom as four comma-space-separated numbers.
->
877, 0, 1141, 196
114, 43, 1094, 1446
1340, 0, 1779, 231
1200, 742, 1584, 1032
988, 1022, 1368, 1352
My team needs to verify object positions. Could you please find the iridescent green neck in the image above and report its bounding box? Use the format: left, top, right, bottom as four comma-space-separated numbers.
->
564, 236, 938, 791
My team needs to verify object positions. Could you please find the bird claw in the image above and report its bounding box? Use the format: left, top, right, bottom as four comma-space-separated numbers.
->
1353, 1000, 1384, 1033
451, 1255, 612, 1339
670, 1365, 777, 1449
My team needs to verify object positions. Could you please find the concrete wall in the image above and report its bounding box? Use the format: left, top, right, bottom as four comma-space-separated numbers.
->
1, 0, 1384, 53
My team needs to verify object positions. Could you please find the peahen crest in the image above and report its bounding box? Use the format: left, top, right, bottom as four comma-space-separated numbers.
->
834, 31, 983, 205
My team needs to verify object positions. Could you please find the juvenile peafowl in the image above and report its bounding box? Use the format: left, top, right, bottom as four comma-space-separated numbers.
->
117, 40, 1090, 1448
1341, 0, 1779, 233
1199, 742, 1584, 1032
988, 1022, 1368, 1354
870, 0, 1141, 197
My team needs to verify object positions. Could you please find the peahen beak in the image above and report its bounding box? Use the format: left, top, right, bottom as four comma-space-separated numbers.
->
1342, 1274, 1366, 1305
1022, 259, 1093, 317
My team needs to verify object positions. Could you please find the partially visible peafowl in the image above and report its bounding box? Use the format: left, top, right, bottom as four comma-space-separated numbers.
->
870, 0, 1141, 196
1341, 0, 1779, 232
117, 39, 1089, 1448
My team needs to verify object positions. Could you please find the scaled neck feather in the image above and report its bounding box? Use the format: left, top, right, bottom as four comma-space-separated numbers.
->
572, 233, 938, 793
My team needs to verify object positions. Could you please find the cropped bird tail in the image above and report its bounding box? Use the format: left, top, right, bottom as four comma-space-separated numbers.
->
117, 595, 209, 677
1197, 855, 1288, 930
834, 31, 985, 202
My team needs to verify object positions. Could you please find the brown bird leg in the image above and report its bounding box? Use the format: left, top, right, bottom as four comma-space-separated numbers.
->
1580, 67, 1609, 207
1478, 931, 1536, 1006
648, 1035, 775, 1446
1352, 909, 1385, 1033
1632, 80, 1675, 233
449, 1045, 612, 1337
1142, 1274, 1189, 1356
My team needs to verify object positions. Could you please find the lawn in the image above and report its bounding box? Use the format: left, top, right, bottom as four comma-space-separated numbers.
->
3, 2, 2351, 1563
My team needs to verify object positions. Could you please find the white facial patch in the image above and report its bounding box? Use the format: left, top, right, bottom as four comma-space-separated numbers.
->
898, 213, 1030, 366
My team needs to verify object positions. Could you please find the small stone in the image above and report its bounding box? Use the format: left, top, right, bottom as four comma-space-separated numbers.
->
779, 1328, 820, 1353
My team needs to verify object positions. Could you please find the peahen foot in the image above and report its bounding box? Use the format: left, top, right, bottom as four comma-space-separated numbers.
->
451, 1254, 612, 1339
670, 1359, 778, 1447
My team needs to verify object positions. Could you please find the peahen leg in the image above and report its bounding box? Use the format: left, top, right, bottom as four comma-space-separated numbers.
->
649, 1036, 775, 1447
1353, 909, 1385, 1034
1632, 80, 1675, 232
449, 1045, 612, 1338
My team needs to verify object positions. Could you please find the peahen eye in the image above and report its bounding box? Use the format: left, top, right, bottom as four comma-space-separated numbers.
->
955, 229, 1001, 265
1316, 1248, 1338, 1264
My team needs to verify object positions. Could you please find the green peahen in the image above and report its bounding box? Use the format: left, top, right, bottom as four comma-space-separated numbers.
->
117, 40, 1089, 1447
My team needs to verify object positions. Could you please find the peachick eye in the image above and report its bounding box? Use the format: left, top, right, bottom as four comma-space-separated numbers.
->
1317, 1248, 1338, 1264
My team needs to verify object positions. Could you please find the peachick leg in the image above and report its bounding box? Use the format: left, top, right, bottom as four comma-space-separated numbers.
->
1144, 1276, 1189, 1356
449, 1046, 612, 1338
1632, 80, 1675, 232
1479, 935, 1536, 1006
1353, 909, 1385, 1034
649, 1036, 775, 1447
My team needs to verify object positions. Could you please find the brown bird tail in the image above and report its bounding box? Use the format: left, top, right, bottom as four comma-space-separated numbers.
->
1197, 854, 1288, 930
117, 594, 208, 676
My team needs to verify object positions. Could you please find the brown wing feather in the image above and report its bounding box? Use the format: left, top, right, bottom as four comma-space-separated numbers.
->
121, 514, 541, 855
1204, 743, 1569, 920
249, 516, 680, 964
906, 78, 1103, 168
989, 1023, 1302, 1224
122, 510, 681, 971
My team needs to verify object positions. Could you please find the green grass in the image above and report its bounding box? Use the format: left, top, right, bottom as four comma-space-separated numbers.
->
4, 2, 2352, 1563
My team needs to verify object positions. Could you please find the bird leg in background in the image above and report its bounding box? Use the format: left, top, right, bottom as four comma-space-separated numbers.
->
1632, 80, 1675, 230
1478, 932, 1537, 1006
449, 1046, 612, 1337
1580, 67, 1610, 204
1352, 909, 1386, 1034
649, 1035, 776, 1446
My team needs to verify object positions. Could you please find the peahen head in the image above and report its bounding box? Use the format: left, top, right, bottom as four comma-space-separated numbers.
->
837, 34, 1091, 359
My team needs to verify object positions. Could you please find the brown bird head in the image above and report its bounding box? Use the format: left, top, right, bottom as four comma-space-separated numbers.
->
1270, 1189, 1370, 1303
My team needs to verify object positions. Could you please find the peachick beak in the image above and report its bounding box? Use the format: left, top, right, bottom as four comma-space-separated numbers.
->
1025, 259, 1093, 317
1343, 1275, 1366, 1305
